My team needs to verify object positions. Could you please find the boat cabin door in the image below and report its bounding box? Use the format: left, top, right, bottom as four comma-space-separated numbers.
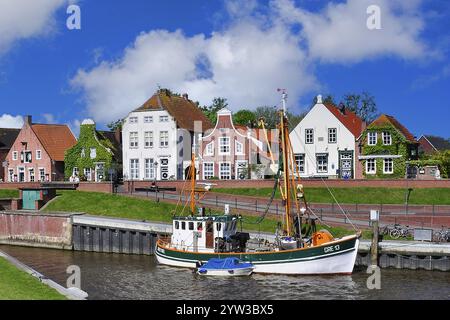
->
206, 221, 214, 248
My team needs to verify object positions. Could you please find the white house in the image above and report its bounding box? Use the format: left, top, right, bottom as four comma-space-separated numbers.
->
290, 95, 365, 179
122, 89, 212, 181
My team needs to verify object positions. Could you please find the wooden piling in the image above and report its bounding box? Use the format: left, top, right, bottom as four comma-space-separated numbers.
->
371, 219, 379, 267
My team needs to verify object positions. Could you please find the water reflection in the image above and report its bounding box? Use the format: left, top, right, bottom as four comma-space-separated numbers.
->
0, 245, 448, 300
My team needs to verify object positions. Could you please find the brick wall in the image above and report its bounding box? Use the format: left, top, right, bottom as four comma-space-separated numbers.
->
77, 182, 113, 193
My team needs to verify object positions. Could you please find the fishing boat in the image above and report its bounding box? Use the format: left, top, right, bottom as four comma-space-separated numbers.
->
156, 90, 361, 275
196, 258, 254, 276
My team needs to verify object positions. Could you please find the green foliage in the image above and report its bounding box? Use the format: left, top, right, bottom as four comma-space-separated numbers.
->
233, 109, 256, 127
343, 92, 378, 123
64, 124, 114, 181
430, 150, 450, 178
0, 189, 19, 198
106, 119, 124, 131
200, 97, 228, 124
254, 106, 279, 129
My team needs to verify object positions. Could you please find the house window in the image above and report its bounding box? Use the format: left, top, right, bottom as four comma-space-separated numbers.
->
36, 150, 42, 160
160, 131, 169, 148
366, 159, 376, 174
84, 168, 92, 181
235, 140, 243, 155
73, 167, 79, 177
144, 116, 153, 123
383, 158, 394, 174
81, 148, 85, 158
189, 222, 194, 230
90, 148, 97, 159
368, 132, 377, 146
382, 132, 392, 145
144, 131, 153, 148
29, 169, 35, 182
24, 151, 32, 163
295, 154, 305, 173
145, 158, 156, 180
316, 154, 328, 173
129, 117, 138, 124
205, 142, 214, 156
219, 163, 231, 180
8, 169, 14, 182
129, 132, 138, 148
39, 169, 45, 182
130, 159, 139, 179
328, 128, 337, 143
305, 129, 314, 144
159, 115, 169, 122
12, 151, 18, 161
219, 137, 230, 154
203, 163, 214, 180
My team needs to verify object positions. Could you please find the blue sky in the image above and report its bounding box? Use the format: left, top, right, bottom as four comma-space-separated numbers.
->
0, 0, 449, 138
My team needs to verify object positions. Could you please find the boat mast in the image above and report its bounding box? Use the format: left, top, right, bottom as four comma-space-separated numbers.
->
190, 135, 196, 215
279, 90, 291, 236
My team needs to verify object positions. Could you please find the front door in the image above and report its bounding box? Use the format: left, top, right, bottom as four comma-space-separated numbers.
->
236, 161, 248, 180
95, 163, 105, 182
339, 151, 353, 179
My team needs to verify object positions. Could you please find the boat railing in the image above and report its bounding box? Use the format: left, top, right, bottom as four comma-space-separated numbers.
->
157, 239, 215, 253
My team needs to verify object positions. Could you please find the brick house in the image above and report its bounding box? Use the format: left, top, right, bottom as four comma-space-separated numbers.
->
0, 128, 20, 182
356, 114, 419, 179
199, 108, 270, 180
4, 116, 77, 182
418, 135, 450, 156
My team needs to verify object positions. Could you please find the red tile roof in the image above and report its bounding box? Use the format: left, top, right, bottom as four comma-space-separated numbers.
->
134, 90, 213, 132
32, 124, 77, 161
369, 114, 417, 142
324, 103, 364, 137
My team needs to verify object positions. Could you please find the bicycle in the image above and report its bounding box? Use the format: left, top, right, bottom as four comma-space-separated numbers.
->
433, 226, 450, 243
388, 224, 412, 239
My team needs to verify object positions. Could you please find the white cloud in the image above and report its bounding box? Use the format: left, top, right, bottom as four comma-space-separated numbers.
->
0, 114, 23, 128
71, 0, 430, 124
0, 0, 70, 55
272, 0, 427, 63
42, 113, 56, 124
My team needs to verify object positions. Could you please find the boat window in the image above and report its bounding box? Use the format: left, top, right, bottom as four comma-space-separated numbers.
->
224, 223, 229, 231
175, 221, 179, 230
181, 221, 186, 230
189, 222, 194, 230
206, 221, 213, 233
216, 223, 222, 232
197, 222, 203, 231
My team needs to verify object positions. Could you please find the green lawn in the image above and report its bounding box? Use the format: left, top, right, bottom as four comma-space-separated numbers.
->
0, 257, 66, 300
213, 187, 450, 205
0, 189, 19, 198
44, 191, 365, 238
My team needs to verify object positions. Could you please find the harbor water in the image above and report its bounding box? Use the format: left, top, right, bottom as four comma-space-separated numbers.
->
1, 245, 449, 300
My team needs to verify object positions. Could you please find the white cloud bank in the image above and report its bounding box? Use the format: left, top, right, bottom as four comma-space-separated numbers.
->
71, 0, 430, 123
0, 114, 23, 128
0, 0, 70, 54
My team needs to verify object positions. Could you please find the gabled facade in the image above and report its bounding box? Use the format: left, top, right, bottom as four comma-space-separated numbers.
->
418, 135, 450, 156
357, 114, 419, 179
199, 108, 268, 180
122, 89, 212, 181
3, 116, 77, 182
290, 95, 364, 179
0, 128, 20, 182
65, 119, 122, 182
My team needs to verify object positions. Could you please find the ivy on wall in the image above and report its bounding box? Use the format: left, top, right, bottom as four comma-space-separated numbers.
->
360, 124, 417, 179
64, 124, 116, 181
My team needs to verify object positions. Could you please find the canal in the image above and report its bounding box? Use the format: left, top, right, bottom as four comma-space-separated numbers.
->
1, 245, 449, 300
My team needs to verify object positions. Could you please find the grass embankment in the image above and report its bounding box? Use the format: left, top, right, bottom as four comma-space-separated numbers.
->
0, 189, 19, 198
0, 257, 66, 300
44, 191, 365, 238
213, 187, 450, 205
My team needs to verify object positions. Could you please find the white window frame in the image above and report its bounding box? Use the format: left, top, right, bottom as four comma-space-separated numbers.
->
295, 154, 305, 173
73, 167, 79, 177
39, 168, 45, 182
305, 129, 314, 144
84, 168, 92, 181
90, 148, 97, 159
144, 131, 154, 148
144, 158, 156, 180
17, 167, 25, 182
383, 158, 394, 174
235, 160, 248, 179
219, 137, 230, 155
219, 162, 231, 180
130, 159, 139, 180
368, 132, 377, 146
144, 116, 153, 123
24, 151, 32, 164
160, 131, 169, 148
382, 132, 392, 145
316, 153, 328, 173
12, 151, 18, 161
235, 140, 244, 155
8, 169, 14, 182
129, 116, 138, 124
159, 115, 169, 122
36, 150, 42, 160
366, 159, 377, 175
129, 132, 138, 148
205, 142, 214, 156
81, 148, 85, 158
203, 162, 214, 180
328, 128, 337, 144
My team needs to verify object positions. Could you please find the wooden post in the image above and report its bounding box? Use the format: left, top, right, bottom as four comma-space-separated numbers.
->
370, 210, 380, 267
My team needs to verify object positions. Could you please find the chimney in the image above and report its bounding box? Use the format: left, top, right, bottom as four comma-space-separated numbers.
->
183, 93, 189, 100
338, 103, 346, 115
24, 115, 32, 126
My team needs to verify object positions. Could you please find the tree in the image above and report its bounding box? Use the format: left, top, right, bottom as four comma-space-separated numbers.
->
107, 119, 124, 131
343, 92, 378, 123
254, 106, 279, 129
200, 97, 228, 124
310, 94, 335, 109
287, 111, 307, 132
233, 109, 256, 127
